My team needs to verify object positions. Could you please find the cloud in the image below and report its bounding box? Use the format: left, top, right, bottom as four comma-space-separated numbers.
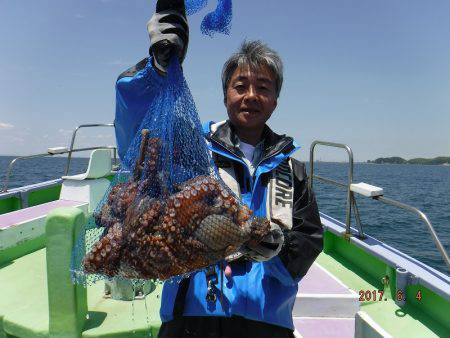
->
74, 13, 86, 19
0, 122, 14, 129
96, 134, 114, 139
58, 128, 73, 136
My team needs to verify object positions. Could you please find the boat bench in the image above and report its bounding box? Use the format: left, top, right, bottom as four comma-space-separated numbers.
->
0, 200, 88, 264
0, 207, 162, 338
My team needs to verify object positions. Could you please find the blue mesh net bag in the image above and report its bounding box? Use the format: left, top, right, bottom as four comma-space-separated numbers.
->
70, 0, 271, 285
186, 0, 233, 36
71, 56, 270, 284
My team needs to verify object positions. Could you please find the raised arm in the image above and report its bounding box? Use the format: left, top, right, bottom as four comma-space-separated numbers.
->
115, 0, 189, 160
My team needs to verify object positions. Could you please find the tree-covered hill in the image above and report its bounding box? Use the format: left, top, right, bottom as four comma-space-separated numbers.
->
368, 156, 450, 165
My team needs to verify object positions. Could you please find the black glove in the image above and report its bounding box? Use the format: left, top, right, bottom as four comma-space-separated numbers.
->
245, 223, 285, 262
147, 0, 189, 73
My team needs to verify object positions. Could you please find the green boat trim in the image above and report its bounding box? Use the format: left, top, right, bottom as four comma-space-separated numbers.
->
0, 179, 62, 215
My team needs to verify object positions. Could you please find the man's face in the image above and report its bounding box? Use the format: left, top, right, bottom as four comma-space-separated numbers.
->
225, 65, 278, 131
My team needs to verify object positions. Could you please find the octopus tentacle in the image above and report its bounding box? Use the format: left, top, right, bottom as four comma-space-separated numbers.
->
83, 223, 123, 277
83, 138, 271, 281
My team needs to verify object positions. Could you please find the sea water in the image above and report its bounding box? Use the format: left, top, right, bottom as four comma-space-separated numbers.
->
0, 156, 448, 274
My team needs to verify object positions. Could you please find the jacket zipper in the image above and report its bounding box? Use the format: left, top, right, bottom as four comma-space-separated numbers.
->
254, 139, 293, 170
210, 138, 294, 194
209, 138, 255, 191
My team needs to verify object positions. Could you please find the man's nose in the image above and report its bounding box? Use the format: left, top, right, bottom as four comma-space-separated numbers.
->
244, 85, 257, 101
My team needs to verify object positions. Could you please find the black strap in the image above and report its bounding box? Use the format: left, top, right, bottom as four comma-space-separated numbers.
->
172, 265, 218, 317
173, 277, 191, 317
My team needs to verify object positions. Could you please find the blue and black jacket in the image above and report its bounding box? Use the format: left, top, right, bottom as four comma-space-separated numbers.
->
115, 58, 323, 330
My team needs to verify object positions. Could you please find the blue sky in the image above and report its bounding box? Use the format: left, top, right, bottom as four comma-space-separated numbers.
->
1, 0, 449, 161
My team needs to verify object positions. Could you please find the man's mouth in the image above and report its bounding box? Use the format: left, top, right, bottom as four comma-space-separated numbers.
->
240, 108, 260, 114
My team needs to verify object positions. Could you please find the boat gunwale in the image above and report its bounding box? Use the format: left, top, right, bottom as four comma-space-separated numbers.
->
0, 179, 62, 199
320, 212, 450, 301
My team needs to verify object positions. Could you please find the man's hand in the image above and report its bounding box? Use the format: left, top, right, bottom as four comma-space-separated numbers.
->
245, 223, 284, 262
147, 8, 189, 74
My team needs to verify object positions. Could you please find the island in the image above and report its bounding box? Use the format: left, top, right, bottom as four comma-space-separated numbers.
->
367, 156, 450, 165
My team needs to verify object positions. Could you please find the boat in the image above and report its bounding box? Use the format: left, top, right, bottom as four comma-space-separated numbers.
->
0, 124, 449, 338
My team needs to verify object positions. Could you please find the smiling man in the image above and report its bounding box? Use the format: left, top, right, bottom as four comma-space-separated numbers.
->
224, 61, 278, 144
114, 7, 323, 338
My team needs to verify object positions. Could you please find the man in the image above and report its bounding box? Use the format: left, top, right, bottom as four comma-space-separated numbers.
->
114, 5, 323, 338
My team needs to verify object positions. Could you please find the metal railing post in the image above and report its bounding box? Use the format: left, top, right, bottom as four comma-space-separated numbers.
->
310, 141, 354, 236
65, 123, 114, 176
1, 146, 117, 193
308, 140, 449, 269
2, 153, 50, 192
374, 196, 450, 270
2, 123, 116, 192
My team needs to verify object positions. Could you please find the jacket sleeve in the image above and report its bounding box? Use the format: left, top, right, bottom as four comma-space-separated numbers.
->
115, 57, 163, 161
268, 159, 323, 284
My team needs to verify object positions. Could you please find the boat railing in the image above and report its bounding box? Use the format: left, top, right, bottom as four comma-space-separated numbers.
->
309, 140, 450, 270
65, 123, 116, 175
1, 123, 117, 193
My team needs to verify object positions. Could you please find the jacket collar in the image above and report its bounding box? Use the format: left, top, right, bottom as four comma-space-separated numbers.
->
208, 120, 296, 162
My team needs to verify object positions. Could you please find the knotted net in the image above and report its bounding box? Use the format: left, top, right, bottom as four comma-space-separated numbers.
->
71, 55, 270, 285
186, 0, 233, 36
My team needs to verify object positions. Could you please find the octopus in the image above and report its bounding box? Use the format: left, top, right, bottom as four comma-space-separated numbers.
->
83, 129, 270, 280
